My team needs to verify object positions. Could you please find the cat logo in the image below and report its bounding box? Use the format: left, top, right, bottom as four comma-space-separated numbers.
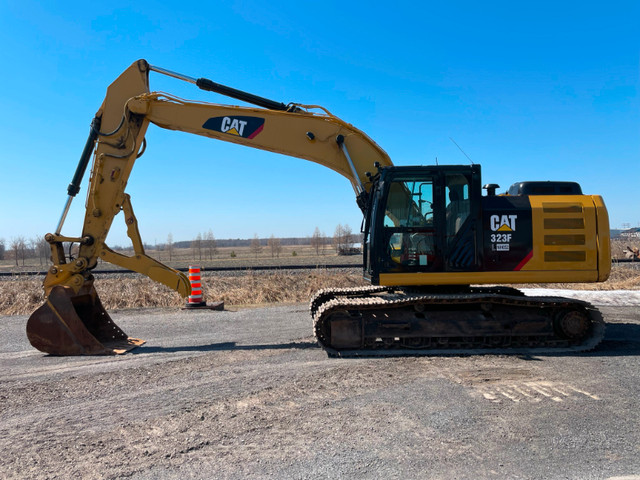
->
490, 214, 517, 232
221, 117, 248, 136
202, 116, 265, 139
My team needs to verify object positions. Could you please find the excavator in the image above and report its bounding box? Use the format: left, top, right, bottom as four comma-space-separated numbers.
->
27, 59, 611, 356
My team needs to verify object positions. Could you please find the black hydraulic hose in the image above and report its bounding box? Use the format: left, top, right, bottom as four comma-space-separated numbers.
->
67, 116, 101, 197
195, 77, 292, 111
149, 63, 301, 112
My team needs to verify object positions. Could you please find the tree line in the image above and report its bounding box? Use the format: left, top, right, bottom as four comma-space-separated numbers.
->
176, 224, 359, 261
0, 237, 50, 266
0, 224, 361, 265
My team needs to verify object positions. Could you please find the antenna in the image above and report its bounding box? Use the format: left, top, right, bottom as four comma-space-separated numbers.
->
449, 137, 474, 165
435, 156, 439, 166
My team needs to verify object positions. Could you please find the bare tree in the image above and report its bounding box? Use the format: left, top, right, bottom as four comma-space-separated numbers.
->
31, 236, 50, 266
166, 233, 174, 262
267, 235, 282, 258
310, 227, 325, 255
332, 224, 355, 254
10, 237, 26, 266
332, 224, 344, 253
205, 229, 218, 260
342, 224, 354, 250
10, 238, 19, 266
0, 238, 5, 261
250, 234, 262, 259
191, 232, 203, 261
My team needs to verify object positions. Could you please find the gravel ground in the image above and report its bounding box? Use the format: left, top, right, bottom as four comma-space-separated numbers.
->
1, 299, 640, 479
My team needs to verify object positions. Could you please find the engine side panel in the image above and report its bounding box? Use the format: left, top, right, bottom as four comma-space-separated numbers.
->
523, 195, 606, 276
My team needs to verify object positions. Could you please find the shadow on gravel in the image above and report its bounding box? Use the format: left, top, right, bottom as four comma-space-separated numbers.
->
134, 340, 320, 354
517, 323, 640, 360
131, 324, 640, 357
589, 323, 640, 357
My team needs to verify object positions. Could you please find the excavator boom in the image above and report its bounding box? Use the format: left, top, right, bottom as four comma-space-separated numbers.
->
27, 60, 391, 355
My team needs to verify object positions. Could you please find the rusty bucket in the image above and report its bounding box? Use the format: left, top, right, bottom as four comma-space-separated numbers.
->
26, 281, 144, 355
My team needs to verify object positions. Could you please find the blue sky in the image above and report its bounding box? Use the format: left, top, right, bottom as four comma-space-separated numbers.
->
0, 1, 638, 246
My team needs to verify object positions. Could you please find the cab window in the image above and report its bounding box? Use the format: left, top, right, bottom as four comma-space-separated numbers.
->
384, 179, 434, 227
383, 177, 436, 268
445, 174, 470, 243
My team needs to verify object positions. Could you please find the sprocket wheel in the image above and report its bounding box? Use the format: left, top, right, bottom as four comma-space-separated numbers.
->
554, 309, 590, 340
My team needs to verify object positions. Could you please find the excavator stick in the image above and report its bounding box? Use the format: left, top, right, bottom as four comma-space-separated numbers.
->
26, 280, 144, 355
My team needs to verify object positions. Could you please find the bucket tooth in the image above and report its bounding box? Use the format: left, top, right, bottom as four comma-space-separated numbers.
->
26, 285, 144, 355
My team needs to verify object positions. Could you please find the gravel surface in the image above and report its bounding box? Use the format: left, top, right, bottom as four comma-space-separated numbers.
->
1, 299, 640, 479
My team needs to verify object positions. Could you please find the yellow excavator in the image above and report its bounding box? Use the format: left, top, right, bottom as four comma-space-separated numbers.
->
27, 60, 610, 356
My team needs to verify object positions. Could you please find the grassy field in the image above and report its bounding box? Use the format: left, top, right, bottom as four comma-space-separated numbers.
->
0, 243, 360, 273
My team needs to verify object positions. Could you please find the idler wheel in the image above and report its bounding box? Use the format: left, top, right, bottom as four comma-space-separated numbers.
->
554, 309, 590, 340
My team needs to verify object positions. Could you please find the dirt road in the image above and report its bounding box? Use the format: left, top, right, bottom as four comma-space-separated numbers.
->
1, 303, 639, 479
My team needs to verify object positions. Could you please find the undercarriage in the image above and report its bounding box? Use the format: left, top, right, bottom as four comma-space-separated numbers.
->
311, 286, 605, 356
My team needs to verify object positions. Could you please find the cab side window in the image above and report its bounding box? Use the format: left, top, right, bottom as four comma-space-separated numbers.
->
445, 174, 470, 243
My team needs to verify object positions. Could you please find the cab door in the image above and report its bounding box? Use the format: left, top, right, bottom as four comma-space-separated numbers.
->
365, 166, 481, 284
382, 174, 442, 270
366, 169, 445, 279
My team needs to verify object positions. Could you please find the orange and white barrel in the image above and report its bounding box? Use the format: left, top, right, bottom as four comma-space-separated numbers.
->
186, 265, 206, 307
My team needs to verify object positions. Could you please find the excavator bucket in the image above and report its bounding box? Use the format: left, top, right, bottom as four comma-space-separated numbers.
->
26, 283, 144, 355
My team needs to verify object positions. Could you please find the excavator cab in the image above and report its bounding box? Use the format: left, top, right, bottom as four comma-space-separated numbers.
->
364, 165, 482, 284
363, 162, 609, 290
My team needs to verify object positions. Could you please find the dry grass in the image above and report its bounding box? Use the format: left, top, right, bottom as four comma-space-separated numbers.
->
2, 267, 639, 316
0, 278, 45, 316
0, 271, 368, 316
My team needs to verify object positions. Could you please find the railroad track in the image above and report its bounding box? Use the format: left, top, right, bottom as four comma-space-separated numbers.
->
0, 263, 363, 277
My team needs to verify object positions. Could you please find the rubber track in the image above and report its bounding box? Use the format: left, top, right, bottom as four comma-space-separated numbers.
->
311, 287, 606, 357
